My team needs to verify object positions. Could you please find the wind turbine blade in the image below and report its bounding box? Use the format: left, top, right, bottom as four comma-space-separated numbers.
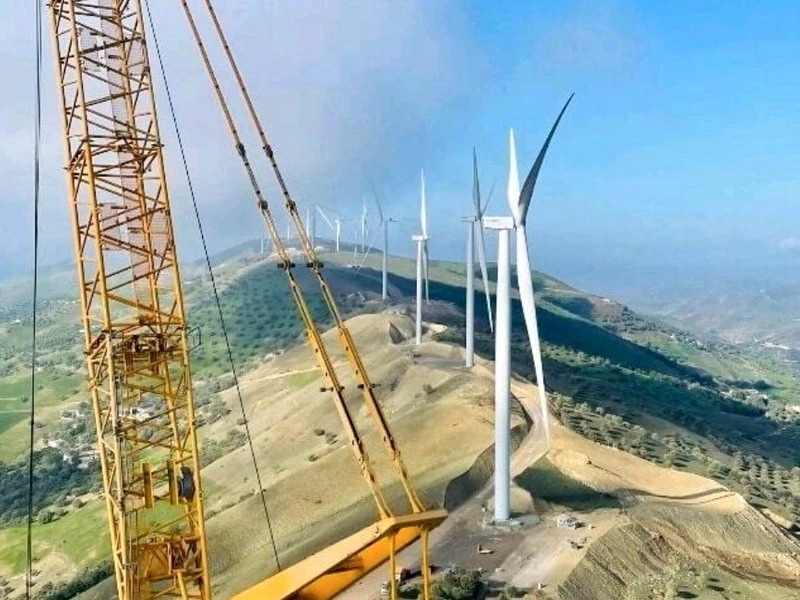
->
360, 202, 367, 249
356, 241, 376, 270
422, 241, 430, 302
475, 220, 494, 333
507, 129, 521, 223
518, 93, 574, 225
482, 178, 497, 215
420, 169, 428, 238
516, 225, 550, 446
472, 148, 482, 217
472, 148, 493, 331
370, 181, 385, 225
316, 205, 334, 230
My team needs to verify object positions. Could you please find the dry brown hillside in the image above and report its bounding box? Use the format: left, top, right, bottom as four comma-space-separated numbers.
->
529, 424, 800, 600
198, 312, 525, 598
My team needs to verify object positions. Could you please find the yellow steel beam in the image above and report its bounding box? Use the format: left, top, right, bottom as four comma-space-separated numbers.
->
232, 510, 447, 600
176, 2, 449, 597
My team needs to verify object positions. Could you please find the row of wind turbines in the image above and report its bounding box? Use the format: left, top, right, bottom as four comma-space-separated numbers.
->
260, 199, 375, 263
261, 94, 574, 523
407, 94, 574, 522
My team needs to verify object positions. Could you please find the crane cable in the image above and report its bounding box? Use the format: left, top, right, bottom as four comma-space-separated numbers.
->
176, 0, 396, 518
196, 0, 426, 513
142, 0, 282, 571
26, 0, 44, 596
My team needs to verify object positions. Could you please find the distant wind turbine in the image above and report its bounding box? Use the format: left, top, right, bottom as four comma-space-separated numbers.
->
360, 197, 369, 254
305, 206, 312, 245
412, 169, 431, 345
372, 185, 398, 301
464, 149, 495, 368
485, 93, 574, 523
316, 205, 340, 251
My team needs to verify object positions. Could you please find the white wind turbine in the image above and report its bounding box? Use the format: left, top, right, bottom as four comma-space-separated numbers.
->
372, 187, 398, 301
412, 169, 431, 345
464, 149, 495, 368
485, 94, 574, 523
315, 205, 341, 251
305, 206, 314, 246
360, 197, 369, 254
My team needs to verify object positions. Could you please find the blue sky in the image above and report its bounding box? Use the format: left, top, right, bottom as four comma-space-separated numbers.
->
2, 1, 800, 299
447, 0, 800, 292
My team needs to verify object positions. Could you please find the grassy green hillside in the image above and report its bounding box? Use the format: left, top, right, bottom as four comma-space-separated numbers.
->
2, 243, 800, 598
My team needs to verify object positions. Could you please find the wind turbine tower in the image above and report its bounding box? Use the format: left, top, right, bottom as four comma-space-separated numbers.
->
464, 149, 494, 367
413, 169, 430, 345
485, 94, 573, 523
360, 197, 369, 254
372, 187, 398, 301
305, 205, 318, 248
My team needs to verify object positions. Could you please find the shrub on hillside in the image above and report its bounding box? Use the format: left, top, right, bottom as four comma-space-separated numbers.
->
432, 568, 482, 600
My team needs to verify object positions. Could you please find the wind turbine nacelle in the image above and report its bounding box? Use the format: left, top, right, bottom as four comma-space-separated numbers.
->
412, 234, 426, 242
482, 216, 514, 230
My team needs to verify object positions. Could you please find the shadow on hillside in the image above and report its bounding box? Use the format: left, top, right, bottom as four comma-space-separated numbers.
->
616, 486, 737, 507
545, 360, 800, 468
387, 271, 704, 383
515, 457, 620, 511
378, 271, 800, 470
543, 293, 597, 321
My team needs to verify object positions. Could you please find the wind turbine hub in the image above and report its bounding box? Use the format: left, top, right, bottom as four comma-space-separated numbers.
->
482, 216, 514, 230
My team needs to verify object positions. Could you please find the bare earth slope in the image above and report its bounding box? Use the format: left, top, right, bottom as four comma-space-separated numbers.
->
541, 423, 800, 600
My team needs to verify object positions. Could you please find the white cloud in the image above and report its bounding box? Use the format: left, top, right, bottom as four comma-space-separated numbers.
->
0, 1, 476, 273
778, 237, 800, 250
534, 0, 642, 76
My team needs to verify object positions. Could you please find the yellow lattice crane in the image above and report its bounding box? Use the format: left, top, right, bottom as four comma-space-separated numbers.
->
46, 1, 446, 599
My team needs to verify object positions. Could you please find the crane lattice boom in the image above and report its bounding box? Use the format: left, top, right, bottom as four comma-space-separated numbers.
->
48, 1, 209, 597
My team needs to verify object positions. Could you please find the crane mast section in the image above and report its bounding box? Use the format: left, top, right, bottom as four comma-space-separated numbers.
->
47, 1, 210, 598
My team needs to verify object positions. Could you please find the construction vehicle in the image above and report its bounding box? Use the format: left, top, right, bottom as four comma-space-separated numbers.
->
380, 567, 410, 596
46, 1, 445, 599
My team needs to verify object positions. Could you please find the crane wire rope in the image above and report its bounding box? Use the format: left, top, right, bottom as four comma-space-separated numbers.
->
194, 0, 426, 512
26, 0, 44, 597
142, 0, 282, 571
